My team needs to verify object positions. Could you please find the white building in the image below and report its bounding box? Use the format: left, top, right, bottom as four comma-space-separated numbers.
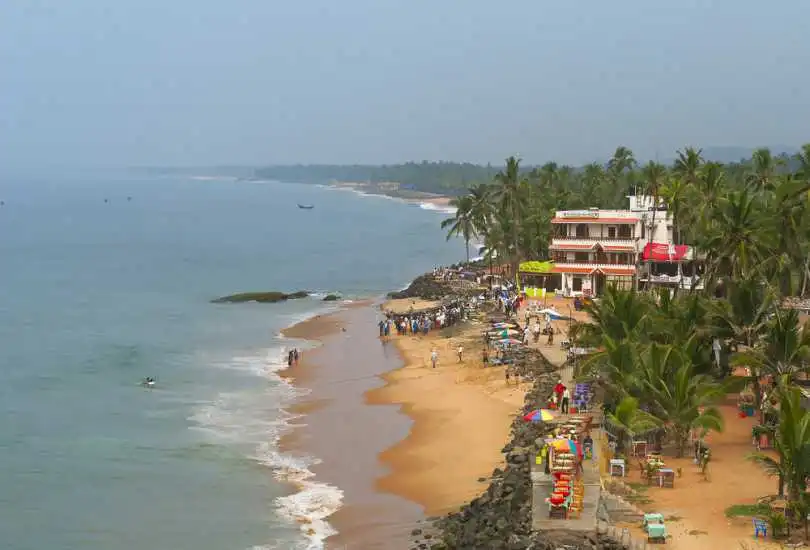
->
549, 196, 703, 296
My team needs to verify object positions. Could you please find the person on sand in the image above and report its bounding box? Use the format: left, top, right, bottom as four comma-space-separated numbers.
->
505, 368, 511, 385
293, 349, 299, 364
378, 320, 385, 337
547, 327, 554, 346
287, 350, 294, 367
430, 348, 438, 368
482, 347, 489, 366
456, 344, 464, 363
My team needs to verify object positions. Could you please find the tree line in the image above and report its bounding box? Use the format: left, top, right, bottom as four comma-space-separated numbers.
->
441, 145, 810, 296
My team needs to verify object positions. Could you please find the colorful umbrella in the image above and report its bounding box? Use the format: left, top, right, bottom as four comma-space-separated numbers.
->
523, 409, 556, 422
550, 438, 580, 455
497, 338, 523, 346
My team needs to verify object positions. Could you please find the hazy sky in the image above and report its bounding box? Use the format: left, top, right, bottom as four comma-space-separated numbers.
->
2, 0, 808, 168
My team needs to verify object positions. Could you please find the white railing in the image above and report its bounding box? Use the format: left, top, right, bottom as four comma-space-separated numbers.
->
551, 238, 636, 249
555, 262, 637, 271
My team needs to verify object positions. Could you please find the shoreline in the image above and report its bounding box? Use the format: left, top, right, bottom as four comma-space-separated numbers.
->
326, 181, 456, 210
277, 299, 425, 549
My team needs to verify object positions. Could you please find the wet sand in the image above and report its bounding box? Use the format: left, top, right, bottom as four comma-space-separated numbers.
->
280, 304, 423, 550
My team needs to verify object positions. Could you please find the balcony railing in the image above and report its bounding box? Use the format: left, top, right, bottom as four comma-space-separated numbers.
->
552, 234, 636, 241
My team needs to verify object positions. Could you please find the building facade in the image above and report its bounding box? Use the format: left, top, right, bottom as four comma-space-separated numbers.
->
550, 196, 702, 296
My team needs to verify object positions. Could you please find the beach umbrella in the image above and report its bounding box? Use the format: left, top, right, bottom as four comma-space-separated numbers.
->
523, 409, 556, 422
497, 338, 522, 346
550, 438, 580, 455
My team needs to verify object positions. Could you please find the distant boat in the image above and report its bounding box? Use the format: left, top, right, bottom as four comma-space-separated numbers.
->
297, 204, 315, 210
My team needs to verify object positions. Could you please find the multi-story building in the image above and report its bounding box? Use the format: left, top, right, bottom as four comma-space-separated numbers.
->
549, 196, 702, 296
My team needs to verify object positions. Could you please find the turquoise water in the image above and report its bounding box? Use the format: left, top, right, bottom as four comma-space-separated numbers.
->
0, 173, 464, 550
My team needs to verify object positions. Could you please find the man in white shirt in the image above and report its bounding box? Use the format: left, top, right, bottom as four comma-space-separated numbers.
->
561, 387, 571, 414
431, 348, 439, 369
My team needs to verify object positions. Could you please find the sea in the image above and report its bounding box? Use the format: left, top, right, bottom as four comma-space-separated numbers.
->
0, 172, 464, 550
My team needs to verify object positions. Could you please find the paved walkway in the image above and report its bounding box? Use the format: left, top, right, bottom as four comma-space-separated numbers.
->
529, 336, 601, 534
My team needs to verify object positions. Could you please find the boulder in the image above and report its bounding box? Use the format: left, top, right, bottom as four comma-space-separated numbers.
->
322, 294, 341, 301
211, 291, 310, 304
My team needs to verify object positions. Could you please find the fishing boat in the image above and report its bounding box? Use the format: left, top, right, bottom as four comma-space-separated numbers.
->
297, 204, 314, 210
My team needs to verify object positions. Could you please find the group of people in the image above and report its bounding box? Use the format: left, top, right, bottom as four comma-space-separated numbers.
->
287, 348, 301, 367
379, 300, 468, 339
551, 379, 572, 414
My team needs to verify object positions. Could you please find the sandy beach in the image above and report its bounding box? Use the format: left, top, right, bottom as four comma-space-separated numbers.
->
367, 319, 527, 516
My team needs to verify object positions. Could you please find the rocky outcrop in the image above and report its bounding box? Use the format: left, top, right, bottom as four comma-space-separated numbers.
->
387, 273, 454, 300
211, 291, 309, 303
322, 294, 341, 301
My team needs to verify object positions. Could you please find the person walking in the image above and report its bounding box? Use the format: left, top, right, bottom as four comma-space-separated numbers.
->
430, 348, 439, 369
561, 386, 571, 414
456, 344, 464, 363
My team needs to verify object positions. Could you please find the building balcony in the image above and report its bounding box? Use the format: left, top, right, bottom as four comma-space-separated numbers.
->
550, 238, 637, 251
552, 263, 637, 276
639, 273, 704, 289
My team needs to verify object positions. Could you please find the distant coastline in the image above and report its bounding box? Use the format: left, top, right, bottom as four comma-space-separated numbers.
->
326, 180, 454, 206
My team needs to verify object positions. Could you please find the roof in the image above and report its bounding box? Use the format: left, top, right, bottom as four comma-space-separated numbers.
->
551, 217, 639, 224
599, 266, 636, 275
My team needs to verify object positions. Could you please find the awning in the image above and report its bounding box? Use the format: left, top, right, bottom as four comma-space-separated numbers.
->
519, 261, 555, 274
642, 243, 689, 262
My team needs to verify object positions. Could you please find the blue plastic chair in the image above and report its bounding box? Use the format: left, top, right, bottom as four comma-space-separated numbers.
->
753, 517, 767, 538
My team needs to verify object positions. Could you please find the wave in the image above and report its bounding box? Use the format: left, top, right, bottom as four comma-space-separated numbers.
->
418, 202, 457, 215
189, 340, 343, 550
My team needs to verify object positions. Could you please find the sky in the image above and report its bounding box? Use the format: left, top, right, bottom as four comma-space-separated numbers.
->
2, 0, 808, 168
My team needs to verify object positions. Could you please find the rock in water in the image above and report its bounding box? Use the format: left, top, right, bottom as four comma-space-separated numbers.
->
323, 294, 341, 301
211, 291, 310, 304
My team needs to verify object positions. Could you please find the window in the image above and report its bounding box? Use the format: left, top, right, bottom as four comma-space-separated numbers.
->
574, 252, 590, 263
607, 226, 617, 239
575, 224, 589, 238
641, 223, 646, 239
572, 277, 583, 291
618, 225, 632, 238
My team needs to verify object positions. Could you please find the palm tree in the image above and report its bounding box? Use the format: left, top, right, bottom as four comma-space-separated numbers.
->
715, 277, 776, 415
441, 195, 478, 263
750, 386, 810, 502
490, 156, 528, 278
581, 286, 653, 343
734, 308, 810, 386
698, 189, 775, 285
606, 396, 662, 454
639, 346, 726, 457
581, 162, 606, 208
639, 162, 668, 283
673, 146, 704, 187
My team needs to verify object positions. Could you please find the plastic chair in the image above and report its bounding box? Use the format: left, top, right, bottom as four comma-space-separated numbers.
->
753, 517, 767, 538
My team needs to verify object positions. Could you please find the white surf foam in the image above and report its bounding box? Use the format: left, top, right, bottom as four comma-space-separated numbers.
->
419, 201, 457, 215
190, 345, 343, 550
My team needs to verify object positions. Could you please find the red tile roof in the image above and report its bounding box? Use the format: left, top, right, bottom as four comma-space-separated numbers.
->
598, 266, 636, 275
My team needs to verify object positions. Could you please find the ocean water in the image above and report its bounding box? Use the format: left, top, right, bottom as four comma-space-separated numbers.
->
0, 173, 464, 550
